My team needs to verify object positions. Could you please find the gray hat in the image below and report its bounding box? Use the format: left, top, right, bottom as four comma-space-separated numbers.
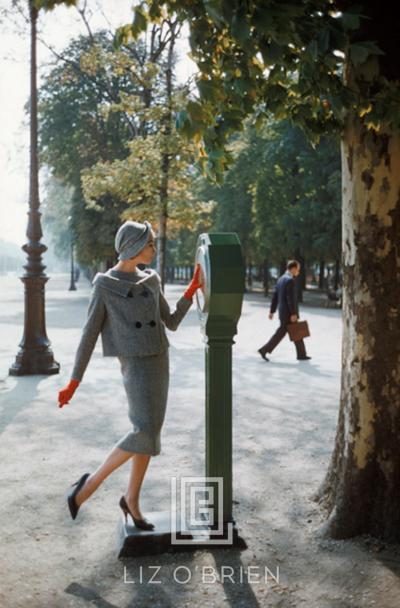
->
115, 220, 152, 261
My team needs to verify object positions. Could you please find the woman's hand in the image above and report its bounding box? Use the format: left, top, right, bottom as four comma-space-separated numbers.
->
58, 379, 80, 408
183, 263, 203, 300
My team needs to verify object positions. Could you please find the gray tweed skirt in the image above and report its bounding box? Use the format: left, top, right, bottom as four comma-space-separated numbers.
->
115, 348, 169, 456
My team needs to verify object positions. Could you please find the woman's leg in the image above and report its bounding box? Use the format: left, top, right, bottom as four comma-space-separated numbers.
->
124, 454, 152, 519
75, 446, 133, 507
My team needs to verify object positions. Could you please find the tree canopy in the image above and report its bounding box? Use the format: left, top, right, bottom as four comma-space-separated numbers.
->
198, 118, 341, 268
36, 1, 400, 181
38, 30, 145, 266
114, 1, 399, 180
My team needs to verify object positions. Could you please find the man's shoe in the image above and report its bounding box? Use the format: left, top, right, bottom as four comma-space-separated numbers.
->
257, 349, 269, 361
297, 356, 312, 360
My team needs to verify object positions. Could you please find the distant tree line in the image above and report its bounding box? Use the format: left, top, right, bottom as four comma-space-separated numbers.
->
38, 30, 340, 295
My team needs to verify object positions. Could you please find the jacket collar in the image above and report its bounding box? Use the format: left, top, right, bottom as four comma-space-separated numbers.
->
92, 268, 159, 297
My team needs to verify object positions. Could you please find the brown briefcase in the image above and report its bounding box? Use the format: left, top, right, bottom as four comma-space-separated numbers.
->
287, 320, 310, 342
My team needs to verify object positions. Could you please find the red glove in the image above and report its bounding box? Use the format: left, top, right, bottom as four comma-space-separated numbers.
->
184, 263, 203, 300
58, 379, 80, 408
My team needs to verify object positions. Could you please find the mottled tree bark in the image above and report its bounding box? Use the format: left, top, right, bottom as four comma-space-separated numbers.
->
313, 114, 400, 540
312, 0, 400, 538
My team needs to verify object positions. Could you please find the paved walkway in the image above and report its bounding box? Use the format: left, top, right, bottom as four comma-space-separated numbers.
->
0, 273, 399, 608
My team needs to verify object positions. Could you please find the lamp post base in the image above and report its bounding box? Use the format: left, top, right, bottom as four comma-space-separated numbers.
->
9, 348, 60, 376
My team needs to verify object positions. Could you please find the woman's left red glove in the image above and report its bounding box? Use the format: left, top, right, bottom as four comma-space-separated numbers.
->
184, 263, 203, 300
58, 379, 80, 408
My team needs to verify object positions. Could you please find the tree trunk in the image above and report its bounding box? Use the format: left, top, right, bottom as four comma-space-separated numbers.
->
294, 250, 304, 303
157, 203, 167, 290
301, 257, 306, 291
312, 114, 400, 540
334, 259, 340, 291
262, 258, 269, 296
319, 259, 325, 290
247, 262, 253, 290
243, 256, 248, 293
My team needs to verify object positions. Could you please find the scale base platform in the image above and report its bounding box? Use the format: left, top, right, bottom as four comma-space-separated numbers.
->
117, 510, 247, 559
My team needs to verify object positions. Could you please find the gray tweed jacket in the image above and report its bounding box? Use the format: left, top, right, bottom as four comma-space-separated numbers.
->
70, 268, 192, 382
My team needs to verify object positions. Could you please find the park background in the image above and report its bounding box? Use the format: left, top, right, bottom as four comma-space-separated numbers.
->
0, 0, 342, 301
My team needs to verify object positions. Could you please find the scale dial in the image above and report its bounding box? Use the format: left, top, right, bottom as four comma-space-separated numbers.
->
195, 244, 210, 313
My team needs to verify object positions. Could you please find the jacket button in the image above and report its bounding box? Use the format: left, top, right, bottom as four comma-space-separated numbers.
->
135, 321, 142, 328
149, 320, 156, 327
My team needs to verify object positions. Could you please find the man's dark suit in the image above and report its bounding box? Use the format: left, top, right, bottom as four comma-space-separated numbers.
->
259, 270, 307, 359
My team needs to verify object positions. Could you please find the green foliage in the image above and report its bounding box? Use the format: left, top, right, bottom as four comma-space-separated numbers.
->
34, 0, 76, 8
252, 120, 341, 265
80, 86, 202, 230
38, 32, 136, 181
38, 25, 208, 268
38, 31, 150, 266
39, 2, 400, 183
111, 1, 398, 181
78, 50, 208, 240
198, 118, 341, 267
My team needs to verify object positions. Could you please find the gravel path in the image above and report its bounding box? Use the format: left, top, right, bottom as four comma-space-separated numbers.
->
0, 273, 399, 608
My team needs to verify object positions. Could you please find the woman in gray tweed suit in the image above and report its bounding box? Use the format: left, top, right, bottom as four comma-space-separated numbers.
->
58, 220, 202, 529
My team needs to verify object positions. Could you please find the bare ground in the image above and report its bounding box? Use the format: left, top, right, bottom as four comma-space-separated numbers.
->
0, 274, 399, 608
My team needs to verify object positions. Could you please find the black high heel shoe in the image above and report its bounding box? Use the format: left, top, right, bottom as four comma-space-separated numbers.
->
67, 472, 90, 520
119, 495, 154, 530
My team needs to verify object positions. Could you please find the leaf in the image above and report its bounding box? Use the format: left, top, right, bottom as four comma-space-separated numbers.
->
317, 29, 330, 54
359, 103, 372, 118
341, 11, 360, 31
187, 100, 209, 123
305, 39, 318, 62
231, 7, 251, 45
35, 0, 77, 9
233, 78, 251, 96
197, 79, 224, 102
349, 41, 385, 66
175, 110, 190, 131
260, 40, 286, 66
341, 4, 364, 31
203, 0, 228, 25
148, 3, 163, 21
114, 25, 133, 47
130, 6, 148, 39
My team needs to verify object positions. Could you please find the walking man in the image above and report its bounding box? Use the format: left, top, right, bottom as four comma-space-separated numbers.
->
258, 260, 311, 362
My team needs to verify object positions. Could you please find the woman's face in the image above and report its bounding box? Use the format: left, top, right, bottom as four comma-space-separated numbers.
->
138, 231, 157, 264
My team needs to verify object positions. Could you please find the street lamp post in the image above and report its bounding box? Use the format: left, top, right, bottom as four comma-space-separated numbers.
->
9, 1, 59, 376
